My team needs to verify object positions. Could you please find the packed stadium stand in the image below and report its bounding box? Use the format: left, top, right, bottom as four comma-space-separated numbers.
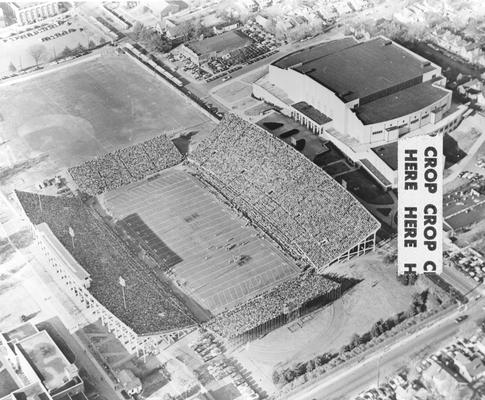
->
14, 114, 383, 351
206, 272, 342, 341
68, 134, 182, 195
14, 190, 196, 354
189, 114, 380, 270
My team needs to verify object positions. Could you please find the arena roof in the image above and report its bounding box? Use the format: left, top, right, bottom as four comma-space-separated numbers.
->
15, 191, 197, 335
185, 30, 253, 56
355, 81, 449, 124
276, 37, 437, 102
272, 37, 358, 69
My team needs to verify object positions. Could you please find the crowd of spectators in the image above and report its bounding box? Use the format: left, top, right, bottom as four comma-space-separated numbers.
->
68, 134, 182, 195
15, 190, 196, 334
205, 273, 340, 338
189, 114, 380, 268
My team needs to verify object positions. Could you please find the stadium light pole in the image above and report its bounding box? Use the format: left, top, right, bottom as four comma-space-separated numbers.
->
68, 226, 75, 249
37, 193, 42, 213
119, 276, 127, 310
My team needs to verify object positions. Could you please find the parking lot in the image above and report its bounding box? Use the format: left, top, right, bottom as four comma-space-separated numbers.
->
447, 248, 485, 285
0, 14, 109, 77
165, 21, 281, 84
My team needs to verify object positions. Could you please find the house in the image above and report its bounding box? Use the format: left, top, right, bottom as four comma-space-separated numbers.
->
476, 337, 485, 355
454, 353, 485, 382
118, 369, 142, 395
422, 359, 467, 397
213, 20, 240, 34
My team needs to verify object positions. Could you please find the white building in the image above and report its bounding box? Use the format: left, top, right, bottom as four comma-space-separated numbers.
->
253, 36, 466, 188
7, 2, 60, 26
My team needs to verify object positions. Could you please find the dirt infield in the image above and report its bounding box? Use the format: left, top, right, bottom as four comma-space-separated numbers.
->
0, 54, 213, 191
103, 167, 300, 315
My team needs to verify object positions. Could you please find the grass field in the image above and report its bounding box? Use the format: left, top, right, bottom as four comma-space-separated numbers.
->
103, 167, 300, 315
233, 253, 441, 393
0, 54, 213, 191
213, 81, 252, 105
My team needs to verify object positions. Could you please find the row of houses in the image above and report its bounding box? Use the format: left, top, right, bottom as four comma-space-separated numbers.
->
429, 28, 485, 66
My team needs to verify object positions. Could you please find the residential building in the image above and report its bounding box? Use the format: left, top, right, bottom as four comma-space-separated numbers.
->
7, 2, 60, 26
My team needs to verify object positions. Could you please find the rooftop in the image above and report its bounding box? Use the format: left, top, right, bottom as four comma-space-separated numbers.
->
355, 81, 449, 124
292, 101, 332, 125
10, 3, 46, 9
275, 37, 437, 102
3, 324, 38, 343
17, 331, 73, 392
2, 383, 50, 400
360, 159, 392, 187
371, 141, 398, 171
272, 37, 358, 69
0, 368, 19, 398
185, 30, 253, 56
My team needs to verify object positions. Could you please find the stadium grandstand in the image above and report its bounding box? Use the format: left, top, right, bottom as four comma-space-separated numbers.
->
68, 133, 182, 195
14, 190, 197, 355
13, 114, 381, 352
189, 114, 380, 270
253, 36, 467, 188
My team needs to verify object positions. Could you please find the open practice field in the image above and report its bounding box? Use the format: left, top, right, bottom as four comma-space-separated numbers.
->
233, 253, 437, 393
0, 54, 213, 191
103, 167, 299, 315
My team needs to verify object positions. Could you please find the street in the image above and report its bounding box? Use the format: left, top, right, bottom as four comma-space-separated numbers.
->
285, 299, 485, 400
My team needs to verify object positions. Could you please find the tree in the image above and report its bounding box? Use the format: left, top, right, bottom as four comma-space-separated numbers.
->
132, 21, 144, 40
306, 359, 315, 373
350, 333, 361, 348
88, 40, 96, 49
293, 362, 307, 377
283, 369, 296, 383
29, 44, 48, 67
370, 320, 383, 338
8, 61, 16, 73
99, 37, 106, 44
60, 46, 73, 58
74, 43, 86, 55
272, 370, 282, 385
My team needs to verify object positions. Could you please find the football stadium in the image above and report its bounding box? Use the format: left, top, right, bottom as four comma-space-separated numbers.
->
14, 115, 380, 355
253, 36, 467, 188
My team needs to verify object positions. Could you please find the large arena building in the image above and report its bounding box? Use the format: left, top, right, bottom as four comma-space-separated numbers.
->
14, 115, 379, 354
253, 36, 467, 187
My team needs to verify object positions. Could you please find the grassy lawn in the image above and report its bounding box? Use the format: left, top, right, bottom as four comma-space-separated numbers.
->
0, 54, 213, 189
233, 252, 445, 394
213, 81, 252, 104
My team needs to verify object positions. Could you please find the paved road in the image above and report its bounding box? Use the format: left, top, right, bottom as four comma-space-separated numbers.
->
442, 265, 484, 298
285, 299, 485, 400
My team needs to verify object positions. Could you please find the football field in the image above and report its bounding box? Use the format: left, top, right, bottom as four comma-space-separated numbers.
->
0, 54, 214, 190
103, 167, 300, 315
